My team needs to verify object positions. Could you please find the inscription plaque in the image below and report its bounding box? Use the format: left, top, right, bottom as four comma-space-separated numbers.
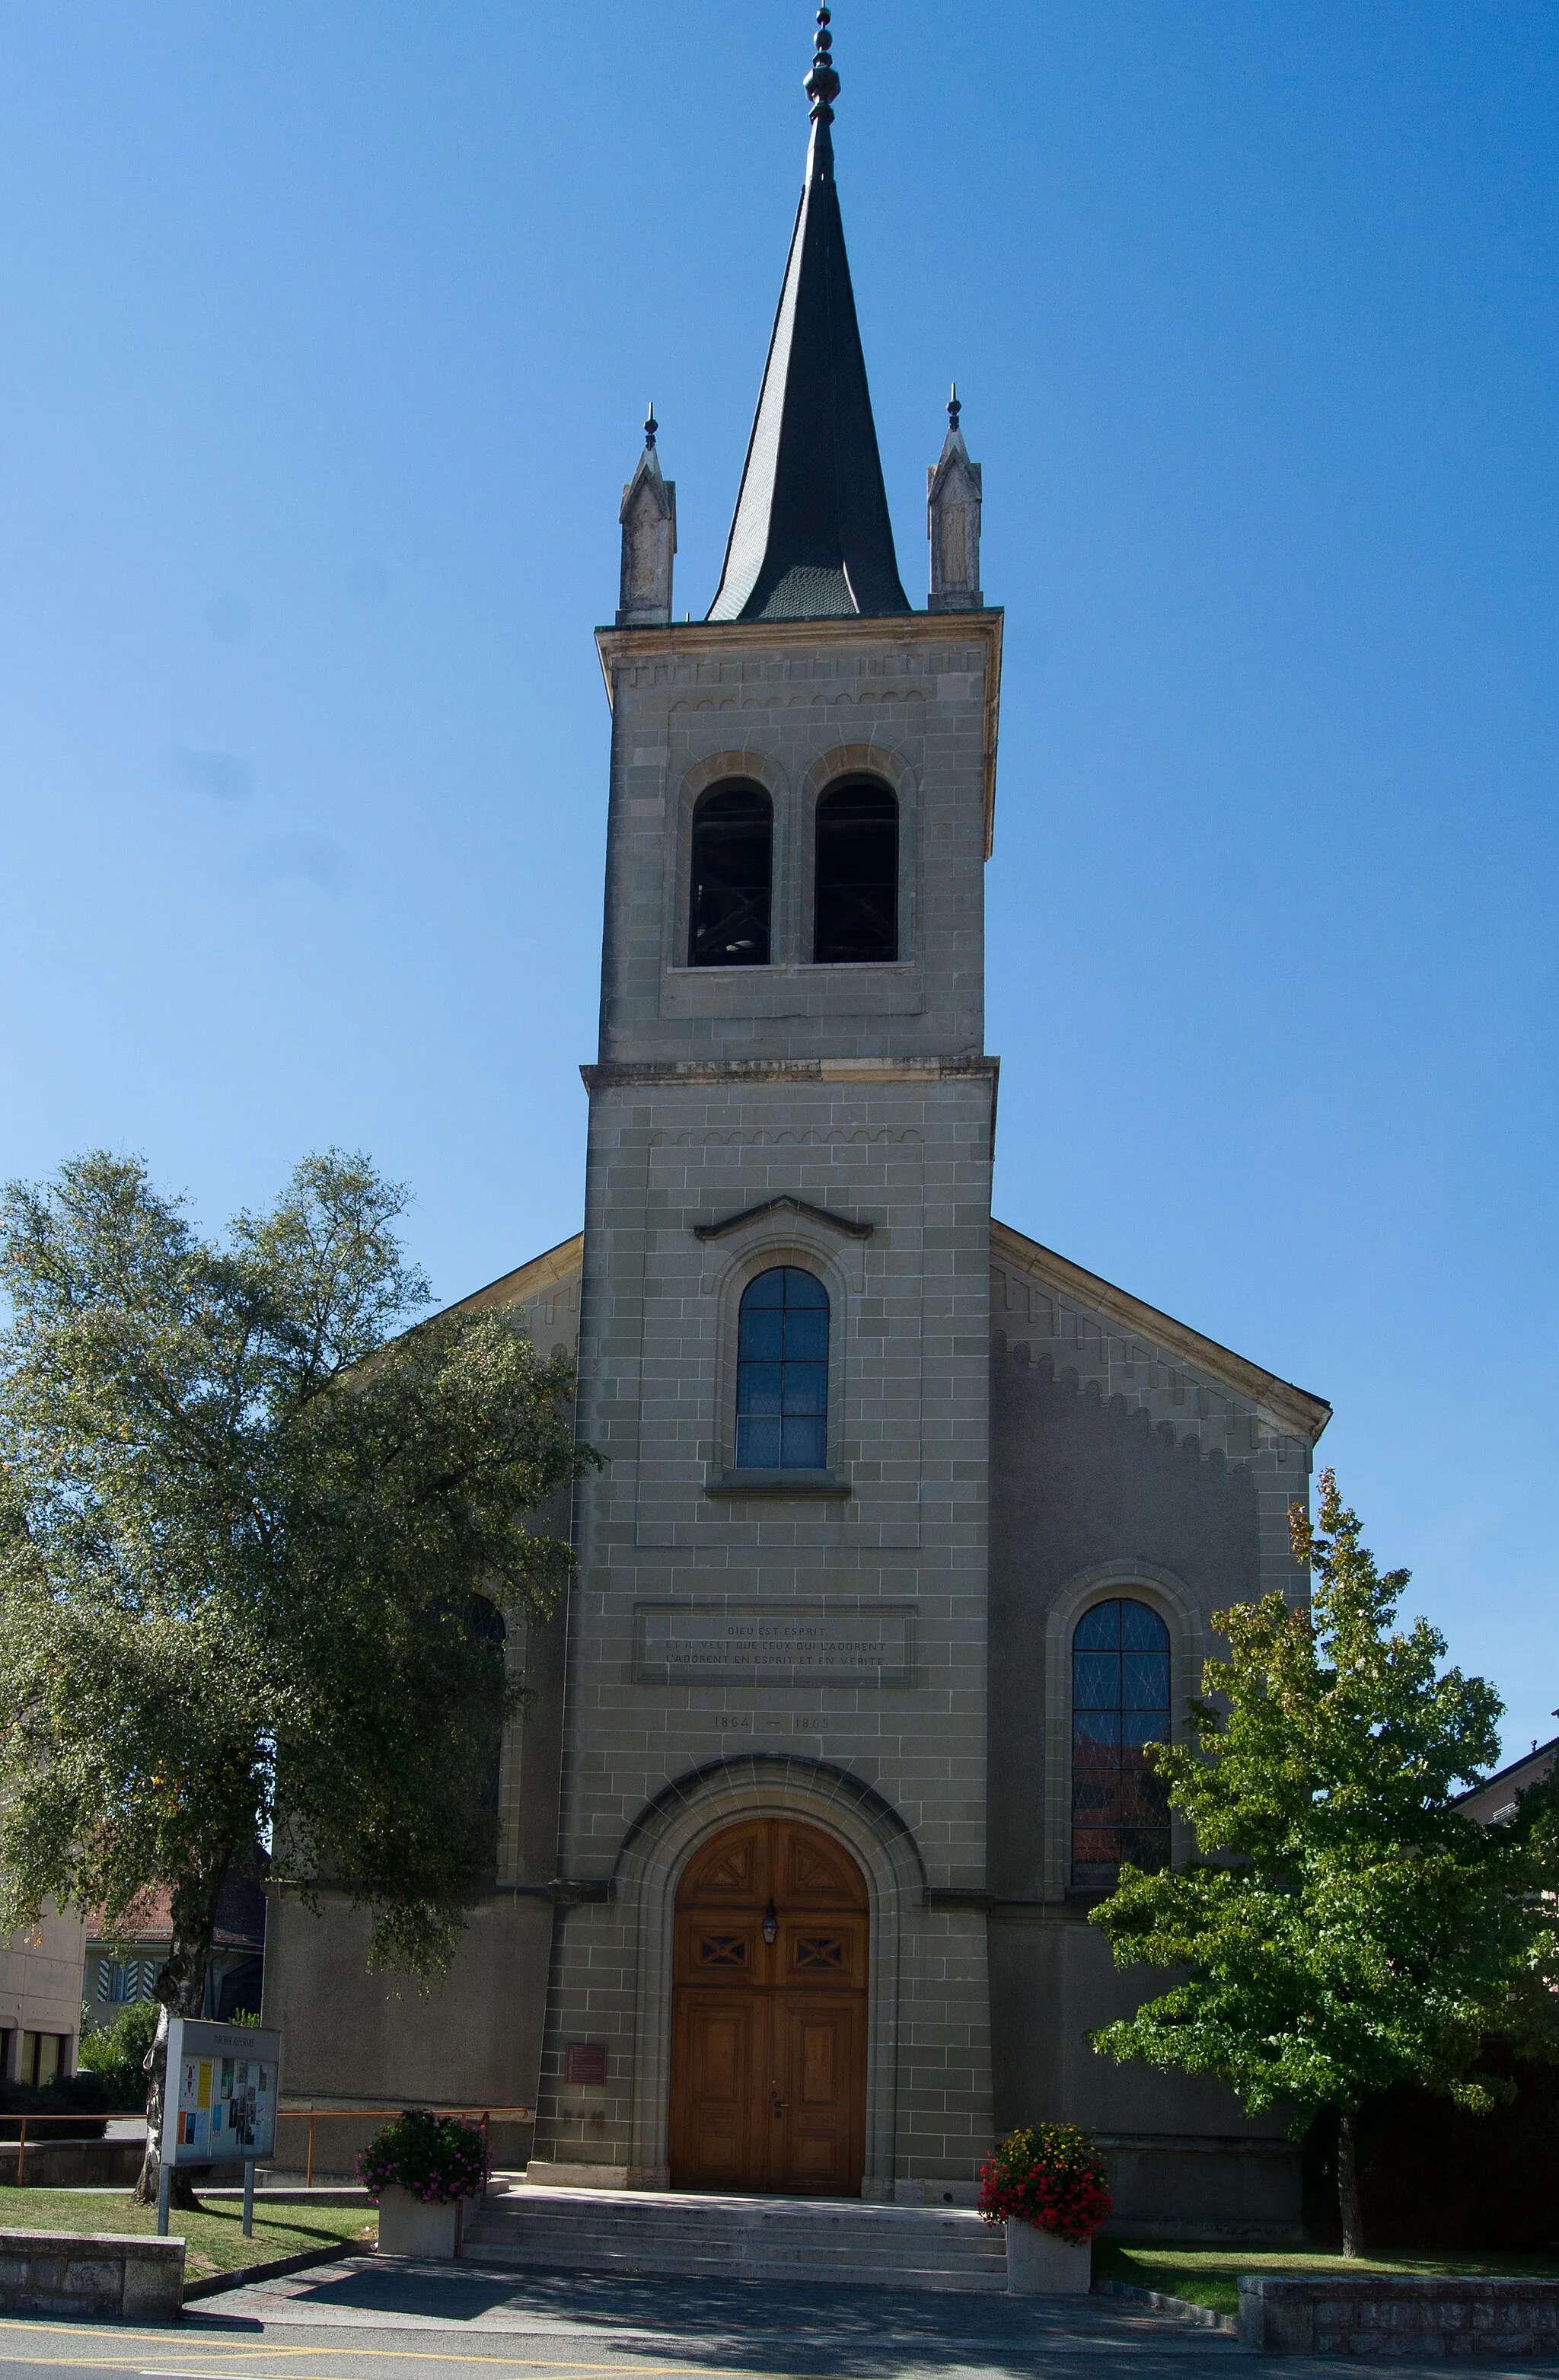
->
633, 1600, 914, 1686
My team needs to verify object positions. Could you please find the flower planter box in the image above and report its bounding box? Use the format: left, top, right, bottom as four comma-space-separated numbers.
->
376, 2185, 468, 2260
1006, 2220, 1092, 2295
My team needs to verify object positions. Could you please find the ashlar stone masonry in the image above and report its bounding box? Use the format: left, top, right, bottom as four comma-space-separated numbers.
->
263, 21, 1330, 2233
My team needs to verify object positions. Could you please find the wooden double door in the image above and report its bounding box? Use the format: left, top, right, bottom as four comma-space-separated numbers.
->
668, 1817, 868, 2197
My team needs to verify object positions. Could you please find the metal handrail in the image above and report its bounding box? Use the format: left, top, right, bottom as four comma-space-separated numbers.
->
273, 2104, 535, 2191
2, 2111, 144, 2185
1, 2100, 536, 2191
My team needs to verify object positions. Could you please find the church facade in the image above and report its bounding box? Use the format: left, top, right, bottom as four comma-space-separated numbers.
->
265, 15, 1330, 2237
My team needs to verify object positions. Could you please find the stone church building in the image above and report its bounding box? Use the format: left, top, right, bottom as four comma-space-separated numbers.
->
266, 15, 1330, 2236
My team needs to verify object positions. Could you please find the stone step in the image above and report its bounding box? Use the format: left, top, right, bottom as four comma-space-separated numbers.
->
465, 2228, 1004, 2270
483, 2187, 991, 2230
471, 2209, 999, 2244
471, 2194, 999, 2241
462, 2187, 1009, 2293
461, 2241, 1008, 2292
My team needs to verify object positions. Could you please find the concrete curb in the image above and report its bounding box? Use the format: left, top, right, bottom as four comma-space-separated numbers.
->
183, 2244, 374, 2303
1094, 2278, 1239, 2335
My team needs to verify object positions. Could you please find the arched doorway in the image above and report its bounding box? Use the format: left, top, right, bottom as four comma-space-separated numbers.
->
668, 1816, 868, 2196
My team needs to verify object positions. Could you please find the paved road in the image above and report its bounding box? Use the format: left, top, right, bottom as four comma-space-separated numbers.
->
0, 2257, 1543, 2380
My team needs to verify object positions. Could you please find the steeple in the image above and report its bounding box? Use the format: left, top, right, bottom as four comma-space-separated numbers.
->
707, 8, 910, 624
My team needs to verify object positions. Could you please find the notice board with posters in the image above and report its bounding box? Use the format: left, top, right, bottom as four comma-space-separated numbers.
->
162, 2018, 282, 2168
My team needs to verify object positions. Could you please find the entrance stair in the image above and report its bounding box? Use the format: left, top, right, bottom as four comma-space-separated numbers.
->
463, 2181, 1009, 2293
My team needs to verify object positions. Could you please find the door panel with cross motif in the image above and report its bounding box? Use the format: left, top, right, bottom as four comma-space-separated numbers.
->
668, 1817, 868, 2195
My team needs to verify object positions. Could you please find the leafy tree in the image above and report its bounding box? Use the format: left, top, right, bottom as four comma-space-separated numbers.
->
0, 1150, 592, 2203
77, 1999, 161, 2109
1088, 1471, 1556, 2256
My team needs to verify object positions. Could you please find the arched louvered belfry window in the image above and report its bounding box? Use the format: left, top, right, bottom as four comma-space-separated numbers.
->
735, 1267, 829, 1469
813, 780, 897, 963
1071, 1598, 1172, 1888
688, 783, 773, 966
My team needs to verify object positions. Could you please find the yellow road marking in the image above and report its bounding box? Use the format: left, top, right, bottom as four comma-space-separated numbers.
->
0, 2363, 817, 2380
0, 2354, 800, 2379
0, 2327, 1013, 2380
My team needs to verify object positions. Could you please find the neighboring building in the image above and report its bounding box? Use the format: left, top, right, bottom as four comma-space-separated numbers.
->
1458, 1734, 1557, 1828
265, 18, 1334, 2235
84, 1876, 266, 2028
0, 1907, 87, 2086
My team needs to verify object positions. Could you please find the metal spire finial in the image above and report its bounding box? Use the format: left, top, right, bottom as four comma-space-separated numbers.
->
805, 5, 840, 123
947, 381, 961, 431
644, 404, 657, 449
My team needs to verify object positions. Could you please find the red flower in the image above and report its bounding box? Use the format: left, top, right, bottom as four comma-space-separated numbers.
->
977, 2124, 1112, 2245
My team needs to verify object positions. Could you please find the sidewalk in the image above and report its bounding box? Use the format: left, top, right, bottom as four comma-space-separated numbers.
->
182, 2253, 1245, 2375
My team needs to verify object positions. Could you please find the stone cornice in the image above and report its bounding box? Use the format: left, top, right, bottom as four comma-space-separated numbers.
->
991, 1217, 1331, 1447
437, 1232, 584, 1320
582, 1054, 999, 1093
693, 1194, 873, 1243
594, 608, 1004, 858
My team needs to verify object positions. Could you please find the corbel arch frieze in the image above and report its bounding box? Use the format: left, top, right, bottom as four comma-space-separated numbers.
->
1041, 1559, 1207, 1900
612, 1753, 926, 2194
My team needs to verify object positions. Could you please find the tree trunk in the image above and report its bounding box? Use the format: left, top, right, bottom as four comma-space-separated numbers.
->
1337, 2108, 1365, 2259
134, 1865, 228, 2208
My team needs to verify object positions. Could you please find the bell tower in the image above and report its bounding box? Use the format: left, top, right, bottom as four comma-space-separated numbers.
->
533, 8, 1004, 2203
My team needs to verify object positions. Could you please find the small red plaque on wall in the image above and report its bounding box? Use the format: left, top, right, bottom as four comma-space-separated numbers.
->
565, 2042, 607, 2085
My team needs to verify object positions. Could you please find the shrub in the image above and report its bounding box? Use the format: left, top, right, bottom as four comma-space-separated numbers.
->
77, 2000, 160, 2110
977, 2122, 1113, 2244
0, 2069, 113, 2142
359, 2108, 486, 2206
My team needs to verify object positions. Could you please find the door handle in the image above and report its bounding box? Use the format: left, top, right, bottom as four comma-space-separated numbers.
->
771, 2082, 787, 2117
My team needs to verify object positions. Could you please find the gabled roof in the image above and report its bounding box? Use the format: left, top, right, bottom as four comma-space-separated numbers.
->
706, 20, 909, 625
992, 1218, 1332, 1447
435, 1220, 1330, 1450
438, 1233, 584, 1321
1455, 1734, 1558, 1826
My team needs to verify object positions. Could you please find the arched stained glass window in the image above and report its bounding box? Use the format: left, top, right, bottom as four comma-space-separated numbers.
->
814, 781, 897, 963
735, 1267, 829, 1470
689, 783, 773, 966
1071, 1598, 1172, 1888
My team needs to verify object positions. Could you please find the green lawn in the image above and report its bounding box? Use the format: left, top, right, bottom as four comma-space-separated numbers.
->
0, 2187, 376, 2280
1093, 2241, 1559, 2321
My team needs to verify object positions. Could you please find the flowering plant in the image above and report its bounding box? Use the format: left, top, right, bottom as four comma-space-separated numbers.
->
977, 2122, 1112, 2244
358, 2108, 486, 2206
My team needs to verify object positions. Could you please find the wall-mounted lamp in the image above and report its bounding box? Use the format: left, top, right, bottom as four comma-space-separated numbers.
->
762, 1898, 778, 1946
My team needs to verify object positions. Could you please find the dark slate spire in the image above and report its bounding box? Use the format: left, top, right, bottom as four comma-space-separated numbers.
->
707, 8, 910, 624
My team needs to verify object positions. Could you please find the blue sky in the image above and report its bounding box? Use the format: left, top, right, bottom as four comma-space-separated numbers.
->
2, 2, 1555, 1761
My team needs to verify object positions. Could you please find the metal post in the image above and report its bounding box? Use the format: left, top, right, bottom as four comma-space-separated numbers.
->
14, 2117, 24, 2187
305, 2114, 315, 2191
481, 2111, 490, 2197
242, 2158, 255, 2238
156, 2158, 172, 2238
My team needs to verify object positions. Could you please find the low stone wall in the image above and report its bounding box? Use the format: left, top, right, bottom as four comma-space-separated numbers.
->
0, 2142, 145, 2190
1239, 2274, 1559, 2357
0, 2230, 184, 2322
